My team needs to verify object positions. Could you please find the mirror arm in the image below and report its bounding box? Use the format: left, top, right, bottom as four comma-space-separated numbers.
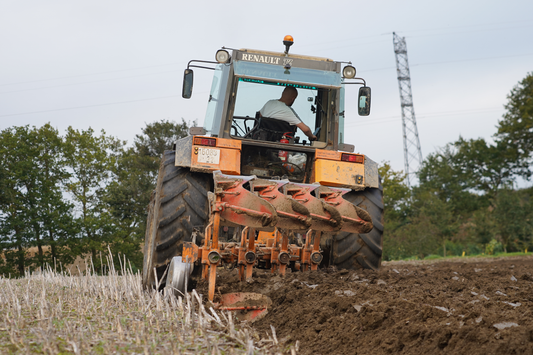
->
341, 77, 367, 86
187, 59, 219, 71
189, 65, 216, 71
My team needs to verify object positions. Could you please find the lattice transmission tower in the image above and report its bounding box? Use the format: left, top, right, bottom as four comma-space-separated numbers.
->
393, 32, 423, 187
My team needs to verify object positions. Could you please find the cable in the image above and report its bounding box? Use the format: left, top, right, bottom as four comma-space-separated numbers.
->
0, 62, 185, 87
0, 69, 182, 95
411, 53, 533, 67
4, 19, 531, 89
346, 107, 504, 128
400, 20, 533, 34
0, 95, 180, 118
360, 52, 533, 73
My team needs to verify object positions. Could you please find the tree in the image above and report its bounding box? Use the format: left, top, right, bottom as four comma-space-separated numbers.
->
0, 124, 77, 275
496, 72, 533, 169
135, 119, 190, 158
379, 162, 411, 223
103, 119, 191, 269
64, 127, 120, 264
411, 189, 458, 257
378, 163, 412, 260
452, 137, 527, 196
418, 145, 485, 216
103, 147, 154, 269
493, 188, 532, 253
25, 124, 77, 268
0, 126, 33, 275
132, 119, 191, 185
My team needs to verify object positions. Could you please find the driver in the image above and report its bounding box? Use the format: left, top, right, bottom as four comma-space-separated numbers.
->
259, 86, 317, 141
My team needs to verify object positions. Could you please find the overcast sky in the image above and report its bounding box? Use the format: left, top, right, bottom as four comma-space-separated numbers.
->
1, 0, 532, 182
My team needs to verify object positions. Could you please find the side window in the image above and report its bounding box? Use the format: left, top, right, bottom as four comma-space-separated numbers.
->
339, 86, 345, 145
204, 65, 227, 135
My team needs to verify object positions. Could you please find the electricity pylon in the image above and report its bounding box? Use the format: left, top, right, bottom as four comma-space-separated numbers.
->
393, 32, 423, 187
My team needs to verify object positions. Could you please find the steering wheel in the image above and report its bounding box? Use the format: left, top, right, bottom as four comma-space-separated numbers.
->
313, 126, 321, 140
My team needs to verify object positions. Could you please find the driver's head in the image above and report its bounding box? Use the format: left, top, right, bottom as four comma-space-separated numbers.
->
280, 86, 298, 106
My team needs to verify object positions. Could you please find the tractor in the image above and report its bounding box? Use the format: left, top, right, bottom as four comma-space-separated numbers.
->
142, 36, 383, 310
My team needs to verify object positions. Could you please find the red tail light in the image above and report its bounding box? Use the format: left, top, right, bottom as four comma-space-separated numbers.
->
341, 154, 364, 163
193, 137, 217, 147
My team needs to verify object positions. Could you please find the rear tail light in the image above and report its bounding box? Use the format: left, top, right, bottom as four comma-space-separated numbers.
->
341, 154, 364, 163
193, 137, 217, 147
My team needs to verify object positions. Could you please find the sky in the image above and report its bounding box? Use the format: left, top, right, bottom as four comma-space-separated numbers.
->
1, 0, 532, 184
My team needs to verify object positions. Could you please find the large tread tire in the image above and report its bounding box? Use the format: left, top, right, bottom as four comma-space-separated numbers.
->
328, 178, 384, 271
142, 151, 211, 289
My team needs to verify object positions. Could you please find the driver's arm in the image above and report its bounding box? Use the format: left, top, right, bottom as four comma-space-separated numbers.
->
296, 122, 317, 141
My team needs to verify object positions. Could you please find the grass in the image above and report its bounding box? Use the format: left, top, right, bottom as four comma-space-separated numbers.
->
0, 253, 289, 354
398, 251, 532, 262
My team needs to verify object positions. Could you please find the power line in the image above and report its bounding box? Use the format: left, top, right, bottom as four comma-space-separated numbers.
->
411, 19, 532, 31
5, 20, 529, 88
361, 53, 533, 73
0, 62, 185, 87
0, 95, 180, 118
405, 24, 533, 38
0, 69, 182, 95
346, 107, 504, 128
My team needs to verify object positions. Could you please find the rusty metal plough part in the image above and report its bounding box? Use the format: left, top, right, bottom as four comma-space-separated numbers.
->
183, 171, 373, 302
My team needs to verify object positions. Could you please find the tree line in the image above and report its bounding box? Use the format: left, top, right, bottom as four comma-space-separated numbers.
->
0, 120, 190, 276
1, 73, 532, 274
380, 72, 533, 259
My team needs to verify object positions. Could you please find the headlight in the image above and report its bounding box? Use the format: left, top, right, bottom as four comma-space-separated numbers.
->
343, 65, 356, 79
215, 50, 230, 63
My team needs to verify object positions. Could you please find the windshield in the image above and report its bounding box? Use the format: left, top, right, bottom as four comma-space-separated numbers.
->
231, 78, 330, 147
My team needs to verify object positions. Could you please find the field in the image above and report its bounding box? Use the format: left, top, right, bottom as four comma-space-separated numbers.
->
2, 255, 533, 354
199, 255, 533, 354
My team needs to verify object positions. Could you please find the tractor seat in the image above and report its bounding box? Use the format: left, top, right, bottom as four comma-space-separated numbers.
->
248, 113, 296, 142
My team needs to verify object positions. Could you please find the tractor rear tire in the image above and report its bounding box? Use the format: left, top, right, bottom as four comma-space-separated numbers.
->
328, 178, 384, 270
142, 151, 211, 289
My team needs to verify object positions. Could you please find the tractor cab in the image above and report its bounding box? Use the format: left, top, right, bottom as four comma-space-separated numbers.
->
182, 36, 371, 183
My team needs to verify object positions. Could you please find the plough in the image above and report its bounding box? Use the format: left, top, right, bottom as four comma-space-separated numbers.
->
167, 171, 373, 319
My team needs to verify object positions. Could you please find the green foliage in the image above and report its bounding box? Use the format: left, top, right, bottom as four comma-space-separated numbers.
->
135, 119, 190, 158
468, 208, 496, 245
0, 119, 190, 275
104, 119, 191, 268
418, 145, 487, 216
453, 137, 525, 196
485, 239, 504, 255
63, 127, 121, 267
496, 72, 533, 169
492, 188, 532, 253
0, 124, 78, 276
381, 72, 533, 260
378, 162, 410, 222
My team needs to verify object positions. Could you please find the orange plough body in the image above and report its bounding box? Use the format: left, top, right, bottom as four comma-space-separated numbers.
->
182, 171, 374, 309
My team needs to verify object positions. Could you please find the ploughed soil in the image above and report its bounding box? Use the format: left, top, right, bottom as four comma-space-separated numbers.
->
197, 256, 533, 355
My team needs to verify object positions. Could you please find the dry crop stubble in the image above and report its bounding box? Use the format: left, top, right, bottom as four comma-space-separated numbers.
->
0, 256, 288, 354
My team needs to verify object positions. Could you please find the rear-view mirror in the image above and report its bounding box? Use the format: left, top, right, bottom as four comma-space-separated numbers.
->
182, 69, 194, 99
358, 86, 371, 116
